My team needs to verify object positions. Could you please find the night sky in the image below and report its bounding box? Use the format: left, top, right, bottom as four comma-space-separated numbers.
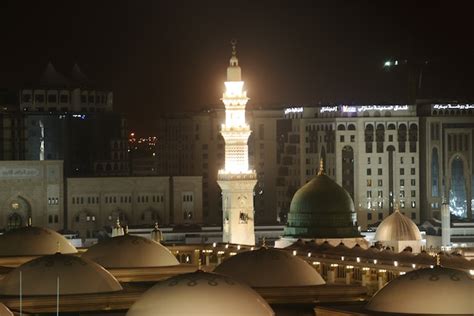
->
1, 1, 473, 133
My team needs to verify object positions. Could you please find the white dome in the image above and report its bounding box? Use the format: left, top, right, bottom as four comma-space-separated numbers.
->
82, 234, 179, 268
375, 210, 421, 241
367, 267, 474, 314
0, 253, 122, 295
126, 271, 274, 316
214, 248, 325, 287
0, 226, 77, 257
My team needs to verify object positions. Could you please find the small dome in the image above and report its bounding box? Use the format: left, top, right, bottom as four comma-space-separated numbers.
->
126, 271, 274, 316
214, 248, 325, 287
0, 226, 77, 257
375, 210, 421, 241
284, 171, 359, 238
82, 234, 179, 268
0, 253, 122, 295
366, 267, 474, 314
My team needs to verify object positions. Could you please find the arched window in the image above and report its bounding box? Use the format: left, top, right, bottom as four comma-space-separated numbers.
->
449, 157, 467, 218
337, 124, 346, 131
347, 124, 356, 131
7, 213, 22, 230
431, 148, 439, 197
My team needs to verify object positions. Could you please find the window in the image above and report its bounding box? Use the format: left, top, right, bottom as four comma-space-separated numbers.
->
400, 201, 405, 208
411, 168, 415, 175
367, 157, 371, 164
400, 157, 404, 164
411, 201, 416, 208
400, 190, 405, 198
367, 191, 372, 198
378, 157, 382, 164
48, 215, 53, 223
411, 212, 416, 219
400, 168, 404, 175
378, 190, 383, 198
60, 94, 68, 103
367, 213, 372, 220
35, 94, 45, 103
378, 179, 383, 186
411, 190, 416, 197
54, 215, 59, 223
259, 124, 264, 140
340, 135, 345, 142
378, 213, 383, 220
367, 169, 371, 176
81, 95, 87, 103
47, 95, 57, 103
378, 168, 382, 175
411, 157, 415, 164
411, 179, 416, 186
350, 135, 355, 142
400, 179, 405, 186
389, 135, 393, 142
367, 179, 372, 187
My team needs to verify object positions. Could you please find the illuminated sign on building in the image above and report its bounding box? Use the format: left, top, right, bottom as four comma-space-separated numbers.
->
433, 104, 474, 110
342, 105, 409, 113
320, 106, 338, 113
284, 107, 304, 115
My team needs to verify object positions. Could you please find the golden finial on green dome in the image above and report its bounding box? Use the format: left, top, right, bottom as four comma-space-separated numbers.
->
318, 158, 325, 175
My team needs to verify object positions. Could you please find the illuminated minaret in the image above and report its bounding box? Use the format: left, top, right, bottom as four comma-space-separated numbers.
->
217, 40, 257, 246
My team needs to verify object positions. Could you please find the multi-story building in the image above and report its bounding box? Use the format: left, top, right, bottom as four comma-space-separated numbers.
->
0, 90, 25, 160
157, 104, 425, 229
418, 103, 474, 221
128, 133, 159, 176
10, 62, 129, 177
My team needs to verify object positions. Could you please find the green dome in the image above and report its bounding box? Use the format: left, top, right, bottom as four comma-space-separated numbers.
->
284, 173, 360, 238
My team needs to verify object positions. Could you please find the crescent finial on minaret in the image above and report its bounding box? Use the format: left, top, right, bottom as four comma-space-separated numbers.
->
231, 39, 237, 56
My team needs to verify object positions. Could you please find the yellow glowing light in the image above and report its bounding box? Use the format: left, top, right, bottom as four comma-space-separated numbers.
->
224, 81, 245, 97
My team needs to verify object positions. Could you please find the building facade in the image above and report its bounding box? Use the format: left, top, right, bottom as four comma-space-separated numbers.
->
157, 103, 473, 229
418, 103, 474, 221
67, 176, 202, 238
0, 63, 129, 177
0, 160, 63, 231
